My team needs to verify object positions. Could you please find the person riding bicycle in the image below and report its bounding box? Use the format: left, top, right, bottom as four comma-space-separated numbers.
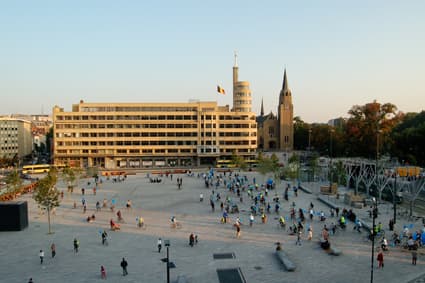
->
279, 216, 286, 228
381, 237, 388, 251
117, 210, 123, 222
354, 219, 362, 232
171, 216, 178, 228
339, 216, 346, 228
138, 216, 145, 228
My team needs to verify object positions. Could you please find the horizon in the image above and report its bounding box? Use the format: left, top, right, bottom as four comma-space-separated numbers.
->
1, 1, 424, 123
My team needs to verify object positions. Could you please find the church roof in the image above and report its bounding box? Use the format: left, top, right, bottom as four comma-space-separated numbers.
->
256, 111, 276, 123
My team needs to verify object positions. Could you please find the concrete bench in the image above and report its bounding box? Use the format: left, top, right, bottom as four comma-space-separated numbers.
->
275, 251, 296, 271
317, 196, 339, 210
176, 275, 188, 283
298, 185, 313, 194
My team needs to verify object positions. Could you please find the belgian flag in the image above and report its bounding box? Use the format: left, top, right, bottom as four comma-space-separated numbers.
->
217, 85, 226, 95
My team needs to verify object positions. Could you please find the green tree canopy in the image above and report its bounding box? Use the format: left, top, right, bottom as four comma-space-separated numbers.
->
34, 169, 60, 234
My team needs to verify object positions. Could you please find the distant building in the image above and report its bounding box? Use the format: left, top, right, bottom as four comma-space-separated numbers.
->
257, 69, 294, 151
0, 118, 33, 159
52, 56, 257, 169
328, 117, 345, 128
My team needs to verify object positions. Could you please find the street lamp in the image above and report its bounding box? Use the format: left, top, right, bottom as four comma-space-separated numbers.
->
161, 240, 176, 283
329, 128, 334, 190
370, 197, 378, 283
308, 128, 312, 151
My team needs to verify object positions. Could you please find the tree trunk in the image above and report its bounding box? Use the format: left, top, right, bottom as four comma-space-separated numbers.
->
47, 206, 52, 234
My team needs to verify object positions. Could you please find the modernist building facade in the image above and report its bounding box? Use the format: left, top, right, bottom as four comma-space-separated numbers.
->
0, 118, 33, 159
53, 59, 257, 169
256, 69, 294, 151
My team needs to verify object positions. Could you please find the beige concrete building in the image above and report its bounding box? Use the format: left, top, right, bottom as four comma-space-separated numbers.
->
0, 118, 33, 159
257, 69, 294, 151
53, 57, 257, 169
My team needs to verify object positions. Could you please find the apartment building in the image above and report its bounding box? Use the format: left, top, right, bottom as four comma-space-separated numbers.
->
0, 118, 33, 159
53, 101, 257, 168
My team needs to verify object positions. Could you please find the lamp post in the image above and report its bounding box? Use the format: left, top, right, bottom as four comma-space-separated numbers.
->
329, 128, 334, 190
370, 197, 378, 283
161, 240, 175, 283
308, 128, 312, 151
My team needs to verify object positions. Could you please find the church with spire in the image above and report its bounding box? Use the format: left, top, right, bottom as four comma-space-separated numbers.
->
256, 69, 294, 151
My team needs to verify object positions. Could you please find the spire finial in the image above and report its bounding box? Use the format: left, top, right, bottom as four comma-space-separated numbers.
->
260, 98, 264, 116
282, 68, 288, 91
234, 50, 238, 67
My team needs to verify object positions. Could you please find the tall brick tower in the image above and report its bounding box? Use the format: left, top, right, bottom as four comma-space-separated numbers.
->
278, 69, 294, 150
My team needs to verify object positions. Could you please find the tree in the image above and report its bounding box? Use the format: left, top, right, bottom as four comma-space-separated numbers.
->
257, 156, 275, 184
284, 153, 299, 183
62, 167, 79, 193
5, 170, 23, 197
391, 111, 425, 166
231, 151, 248, 171
34, 169, 60, 234
293, 116, 309, 150
345, 100, 402, 158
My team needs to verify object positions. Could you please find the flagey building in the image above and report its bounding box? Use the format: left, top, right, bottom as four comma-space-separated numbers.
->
53, 58, 258, 169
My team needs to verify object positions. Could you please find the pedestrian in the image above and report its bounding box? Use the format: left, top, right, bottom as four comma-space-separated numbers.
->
249, 213, 254, 227
200, 193, 203, 202
189, 233, 195, 247
412, 250, 418, 265
296, 230, 302, 246
100, 265, 106, 279
377, 249, 384, 268
39, 249, 44, 264
236, 224, 241, 238
157, 238, 162, 253
335, 207, 340, 217
307, 227, 313, 240
101, 230, 108, 245
28, 278, 33, 283
51, 243, 56, 258
73, 238, 79, 253
120, 258, 128, 276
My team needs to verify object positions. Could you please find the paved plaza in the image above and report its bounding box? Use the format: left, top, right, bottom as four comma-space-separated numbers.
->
0, 170, 424, 283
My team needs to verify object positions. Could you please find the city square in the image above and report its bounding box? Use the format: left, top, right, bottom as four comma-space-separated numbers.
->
1, 169, 424, 283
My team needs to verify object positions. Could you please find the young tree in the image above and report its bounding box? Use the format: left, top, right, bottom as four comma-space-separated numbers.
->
5, 170, 23, 197
231, 151, 248, 171
34, 169, 60, 234
62, 167, 77, 193
257, 156, 274, 184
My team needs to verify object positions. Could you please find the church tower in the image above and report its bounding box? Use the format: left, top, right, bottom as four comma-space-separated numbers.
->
278, 69, 294, 150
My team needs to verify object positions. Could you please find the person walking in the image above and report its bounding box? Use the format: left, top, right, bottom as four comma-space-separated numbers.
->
120, 258, 128, 276
307, 227, 313, 241
236, 224, 241, 238
100, 265, 106, 279
101, 230, 108, 245
73, 238, 79, 253
377, 249, 384, 268
249, 213, 254, 227
296, 230, 302, 246
157, 238, 162, 253
51, 243, 56, 258
39, 250, 44, 264
28, 278, 34, 283
412, 250, 418, 265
